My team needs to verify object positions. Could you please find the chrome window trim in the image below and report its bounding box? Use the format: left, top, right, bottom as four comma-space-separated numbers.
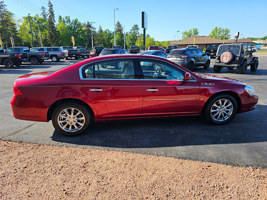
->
79, 57, 197, 82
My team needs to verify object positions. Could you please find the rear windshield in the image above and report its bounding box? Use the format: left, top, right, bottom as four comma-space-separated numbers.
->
169, 50, 185, 56
217, 45, 240, 55
47, 48, 60, 52
100, 49, 117, 55
149, 46, 159, 50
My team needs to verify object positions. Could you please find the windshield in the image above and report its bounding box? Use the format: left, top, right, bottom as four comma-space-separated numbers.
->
218, 45, 240, 55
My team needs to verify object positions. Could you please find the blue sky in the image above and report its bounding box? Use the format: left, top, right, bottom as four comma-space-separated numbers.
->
5, 0, 267, 41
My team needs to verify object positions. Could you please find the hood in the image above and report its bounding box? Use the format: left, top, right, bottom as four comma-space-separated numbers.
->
194, 73, 245, 85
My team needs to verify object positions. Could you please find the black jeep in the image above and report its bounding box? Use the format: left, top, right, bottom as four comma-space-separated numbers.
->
213, 43, 258, 74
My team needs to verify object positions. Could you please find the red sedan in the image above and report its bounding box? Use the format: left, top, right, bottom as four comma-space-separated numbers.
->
11, 54, 258, 136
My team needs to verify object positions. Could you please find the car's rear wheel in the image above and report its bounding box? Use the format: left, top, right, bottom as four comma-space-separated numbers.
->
213, 65, 222, 73
51, 56, 57, 62
52, 102, 91, 136
251, 60, 258, 72
3, 59, 14, 68
30, 57, 38, 65
203, 94, 237, 125
204, 60, 210, 69
238, 61, 247, 74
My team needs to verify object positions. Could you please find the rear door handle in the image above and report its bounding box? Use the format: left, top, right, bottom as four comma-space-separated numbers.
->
89, 88, 103, 92
146, 88, 158, 92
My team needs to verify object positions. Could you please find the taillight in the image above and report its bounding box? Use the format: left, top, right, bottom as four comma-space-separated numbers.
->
60, 52, 63, 56
182, 55, 188, 59
42, 53, 44, 57
17, 54, 21, 59
78, 50, 80, 53
13, 86, 23, 95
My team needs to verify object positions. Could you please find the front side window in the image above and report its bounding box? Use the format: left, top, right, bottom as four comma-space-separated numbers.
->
140, 60, 184, 81
82, 59, 135, 79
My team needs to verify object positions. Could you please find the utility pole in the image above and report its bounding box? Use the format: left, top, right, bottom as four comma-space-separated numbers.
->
7, 16, 15, 47
90, 22, 95, 49
114, 8, 119, 46
28, 14, 34, 47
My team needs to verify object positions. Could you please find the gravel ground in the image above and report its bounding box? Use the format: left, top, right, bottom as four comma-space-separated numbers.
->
0, 140, 266, 200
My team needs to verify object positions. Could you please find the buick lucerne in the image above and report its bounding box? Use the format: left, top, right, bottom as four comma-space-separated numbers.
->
11, 54, 258, 136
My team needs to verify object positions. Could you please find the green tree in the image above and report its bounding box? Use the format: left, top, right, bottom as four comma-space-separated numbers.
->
57, 16, 86, 46
209, 27, 230, 40
95, 26, 104, 47
47, 0, 59, 46
126, 24, 139, 47
0, 1, 19, 48
111, 21, 124, 47
103, 29, 113, 48
181, 28, 199, 40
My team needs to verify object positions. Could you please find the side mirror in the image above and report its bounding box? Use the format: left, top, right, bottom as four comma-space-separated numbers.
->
184, 72, 191, 81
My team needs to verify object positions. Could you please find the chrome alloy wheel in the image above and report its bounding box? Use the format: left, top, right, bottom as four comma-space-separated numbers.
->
57, 107, 86, 133
210, 98, 233, 122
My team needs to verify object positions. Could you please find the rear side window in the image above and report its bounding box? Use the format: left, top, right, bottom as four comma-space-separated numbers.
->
169, 50, 185, 56
47, 48, 60, 52
82, 60, 135, 79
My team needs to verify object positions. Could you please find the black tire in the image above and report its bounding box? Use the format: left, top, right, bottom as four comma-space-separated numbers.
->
75, 56, 78, 60
51, 56, 57, 62
52, 102, 92, 136
186, 62, 195, 71
66, 57, 69, 60
237, 61, 247, 74
251, 60, 258, 72
30, 57, 38, 65
15, 61, 22, 67
203, 94, 237, 125
3, 59, 14, 68
204, 60, 210, 69
213, 65, 222, 73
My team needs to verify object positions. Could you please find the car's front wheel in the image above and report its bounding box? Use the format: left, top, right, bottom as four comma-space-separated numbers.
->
213, 65, 222, 73
251, 60, 258, 72
52, 102, 91, 136
203, 94, 237, 125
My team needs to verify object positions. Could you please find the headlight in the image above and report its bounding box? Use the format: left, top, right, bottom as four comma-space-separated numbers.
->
245, 85, 256, 96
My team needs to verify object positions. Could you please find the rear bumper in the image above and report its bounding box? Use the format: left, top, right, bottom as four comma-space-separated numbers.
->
214, 62, 239, 67
10, 95, 48, 122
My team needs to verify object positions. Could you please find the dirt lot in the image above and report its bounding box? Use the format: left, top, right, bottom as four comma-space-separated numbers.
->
0, 140, 266, 199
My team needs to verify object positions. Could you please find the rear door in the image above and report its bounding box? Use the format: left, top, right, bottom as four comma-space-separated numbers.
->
80, 58, 142, 119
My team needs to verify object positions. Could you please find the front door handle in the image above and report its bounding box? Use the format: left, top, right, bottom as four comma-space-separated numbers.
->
146, 88, 158, 92
89, 88, 103, 92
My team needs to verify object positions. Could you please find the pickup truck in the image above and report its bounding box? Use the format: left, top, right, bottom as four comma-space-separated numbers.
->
65, 49, 80, 60
0, 53, 22, 67
76, 46, 90, 58
5, 47, 49, 64
31, 47, 65, 62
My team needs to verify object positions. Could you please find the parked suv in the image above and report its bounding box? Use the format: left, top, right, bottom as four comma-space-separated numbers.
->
129, 46, 140, 54
167, 48, 210, 70
31, 47, 65, 62
214, 43, 258, 74
165, 45, 178, 54
90, 46, 104, 57
205, 44, 219, 58
148, 45, 160, 50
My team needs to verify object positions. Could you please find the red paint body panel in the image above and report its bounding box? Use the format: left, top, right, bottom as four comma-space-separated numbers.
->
10, 54, 258, 123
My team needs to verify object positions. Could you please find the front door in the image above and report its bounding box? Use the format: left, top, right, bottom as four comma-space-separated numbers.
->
137, 59, 201, 115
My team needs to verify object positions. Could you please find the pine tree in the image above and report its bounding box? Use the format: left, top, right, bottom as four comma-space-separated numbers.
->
47, 0, 58, 46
